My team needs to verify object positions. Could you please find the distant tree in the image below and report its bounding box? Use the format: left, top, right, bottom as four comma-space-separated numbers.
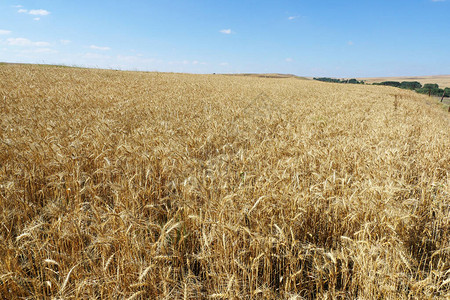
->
348, 78, 361, 84
313, 77, 341, 83
423, 83, 439, 89
378, 81, 401, 87
416, 83, 443, 96
444, 87, 450, 97
436, 88, 445, 96
416, 84, 444, 96
400, 81, 422, 90
313, 77, 363, 84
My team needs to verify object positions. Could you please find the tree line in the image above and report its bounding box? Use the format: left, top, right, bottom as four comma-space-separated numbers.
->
313, 77, 449, 97
374, 81, 449, 97
313, 77, 365, 84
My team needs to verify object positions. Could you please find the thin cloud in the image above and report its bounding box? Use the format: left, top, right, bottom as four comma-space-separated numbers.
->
285, 58, 293, 62
0, 30, 12, 35
191, 60, 207, 65
116, 55, 156, 64
288, 16, 299, 20
89, 45, 111, 51
60, 40, 71, 45
18, 8, 51, 16
431, 0, 445, 2
21, 48, 57, 54
82, 53, 111, 60
168, 60, 206, 66
33, 18, 40, 21
6, 37, 50, 47
29, 9, 50, 16
220, 29, 232, 34
348, 41, 354, 46
34, 48, 56, 53
12, 5, 23, 8
220, 62, 229, 66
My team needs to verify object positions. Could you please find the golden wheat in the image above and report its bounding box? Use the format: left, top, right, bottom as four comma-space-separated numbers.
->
0, 64, 449, 299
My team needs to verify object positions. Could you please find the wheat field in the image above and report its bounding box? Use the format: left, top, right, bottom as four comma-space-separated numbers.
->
0, 64, 449, 299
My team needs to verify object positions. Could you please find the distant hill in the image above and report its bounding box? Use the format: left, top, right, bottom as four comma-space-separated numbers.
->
226, 73, 309, 80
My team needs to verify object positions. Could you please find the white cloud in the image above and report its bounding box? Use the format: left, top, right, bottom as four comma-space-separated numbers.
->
29, 9, 50, 16
285, 58, 293, 62
288, 16, 298, 20
17, 8, 50, 17
21, 48, 57, 54
82, 53, 111, 60
12, 5, 23, 8
89, 45, 111, 51
34, 41, 50, 47
0, 30, 12, 35
60, 39, 71, 45
191, 60, 207, 65
6, 37, 50, 47
116, 55, 156, 64
220, 29, 232, 34
74, 53, 165, 71
34, 48, 56, 53
167, 60, 206, 66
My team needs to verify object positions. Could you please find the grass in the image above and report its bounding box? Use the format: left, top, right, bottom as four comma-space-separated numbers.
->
0, 64, 449, 299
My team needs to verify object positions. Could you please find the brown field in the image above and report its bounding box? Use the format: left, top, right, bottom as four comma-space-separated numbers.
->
1, 64, 449, 299
360, 75, 450, 88
227, 73, 309, 80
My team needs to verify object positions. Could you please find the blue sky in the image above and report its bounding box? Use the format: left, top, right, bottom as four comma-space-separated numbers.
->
0, 0, 449, 77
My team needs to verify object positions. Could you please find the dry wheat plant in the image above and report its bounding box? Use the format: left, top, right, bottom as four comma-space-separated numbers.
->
0, 64, 449, 299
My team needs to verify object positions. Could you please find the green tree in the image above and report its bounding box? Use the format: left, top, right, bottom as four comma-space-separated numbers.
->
444, 88, 450, 97
313, 77, 341, 83
416, 85, 444, 96
348, 79, 362, 84
423, 83, 439, 89
378, 81, 401, 87
400, 81, 422, 90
